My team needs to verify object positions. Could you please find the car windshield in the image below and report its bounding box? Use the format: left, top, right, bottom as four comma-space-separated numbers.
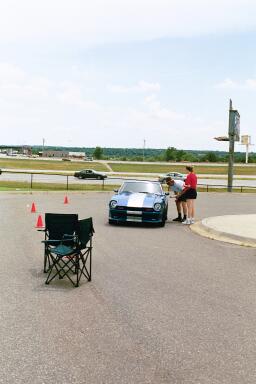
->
120, 182, 163, 195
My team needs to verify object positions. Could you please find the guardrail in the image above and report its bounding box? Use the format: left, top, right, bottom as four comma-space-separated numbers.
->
197, 183, 256, 193
0, 171, 256, 192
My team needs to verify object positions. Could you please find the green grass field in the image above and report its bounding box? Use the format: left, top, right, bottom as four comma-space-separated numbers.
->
0, 158, 108, 172
108, 162, 256, 175
1, 158, 256, 176
0, 180, 120, 192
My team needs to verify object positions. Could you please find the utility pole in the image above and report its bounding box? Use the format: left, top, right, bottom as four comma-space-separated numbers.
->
215, 99, 240, 193
227, 99, 234, 192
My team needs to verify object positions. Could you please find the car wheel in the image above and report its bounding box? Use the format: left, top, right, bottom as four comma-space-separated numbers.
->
159, 213, 166, 227
109, 219, 115, 225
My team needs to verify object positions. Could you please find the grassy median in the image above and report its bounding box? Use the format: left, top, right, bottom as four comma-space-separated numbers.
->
108, 162, 256, 175
0, 158, 108, 172
1, 158, 256, 176
0, 181, 120, 191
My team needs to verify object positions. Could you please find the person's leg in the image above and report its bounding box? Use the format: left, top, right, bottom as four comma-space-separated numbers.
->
176, 200, 182, 215
190, 199, 196, 223
186, 199, 192, 223
173, 199, 182, 221
191, 200, 195, 218
181, 201, 187, 220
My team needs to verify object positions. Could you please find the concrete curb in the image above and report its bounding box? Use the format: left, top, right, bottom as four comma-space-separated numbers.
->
190, 220, 256, 248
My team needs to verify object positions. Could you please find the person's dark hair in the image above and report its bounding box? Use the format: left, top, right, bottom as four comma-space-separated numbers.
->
186, 166, 194, 172
166, 177, 173, 184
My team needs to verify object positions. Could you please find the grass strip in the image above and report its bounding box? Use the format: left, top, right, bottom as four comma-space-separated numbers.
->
0, 180, 120, 191
0, 158, 108, 172
108, 162, 256, 175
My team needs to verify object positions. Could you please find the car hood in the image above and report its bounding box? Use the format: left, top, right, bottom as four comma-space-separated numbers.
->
111, 192, 165, 208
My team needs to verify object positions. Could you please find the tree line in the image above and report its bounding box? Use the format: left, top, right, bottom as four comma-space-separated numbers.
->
93, 146, 256, 163
30, 145, 256, 163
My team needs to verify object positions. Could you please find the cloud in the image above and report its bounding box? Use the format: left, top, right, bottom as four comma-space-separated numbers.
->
109, 81, 160, 94
0, 0, 256, 45
0, 62, 212, 148
57, 83, 99, 109
245, 79, 256, 89
214, 78, 238, 89
0, 63, 26, 85
144, 94, 185, 120
214, 77, 256, 90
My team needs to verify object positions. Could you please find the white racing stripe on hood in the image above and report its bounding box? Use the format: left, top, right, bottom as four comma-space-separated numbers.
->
127, 193, 145, 207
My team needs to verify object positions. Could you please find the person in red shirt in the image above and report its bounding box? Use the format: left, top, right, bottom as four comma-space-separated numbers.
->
175, 166, 197, 225
181, 166, 197, 224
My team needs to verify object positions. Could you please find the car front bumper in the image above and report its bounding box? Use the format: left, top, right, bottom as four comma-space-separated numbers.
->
109, 208, 164, 223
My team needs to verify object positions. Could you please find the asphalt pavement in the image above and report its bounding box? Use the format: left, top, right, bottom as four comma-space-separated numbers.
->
1, 191, 256, 384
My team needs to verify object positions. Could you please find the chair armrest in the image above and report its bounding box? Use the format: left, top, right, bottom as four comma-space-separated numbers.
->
42, 239, 61, 245
42, 236, 77, 245
63, 234, 76, 240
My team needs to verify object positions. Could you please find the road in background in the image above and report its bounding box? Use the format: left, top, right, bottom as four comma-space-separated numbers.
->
1, 172, 256, 187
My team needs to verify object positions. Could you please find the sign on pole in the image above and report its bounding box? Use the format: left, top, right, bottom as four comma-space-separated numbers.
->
229, 110, 240, 141
241, 135, 251, 145
227, 101, 240, 192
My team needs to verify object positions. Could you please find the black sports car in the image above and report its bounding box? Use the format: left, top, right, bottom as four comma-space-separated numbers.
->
74, 169, 107, 180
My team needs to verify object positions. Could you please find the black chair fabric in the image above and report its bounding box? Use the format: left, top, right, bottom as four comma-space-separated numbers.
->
44, 217, 94, 287
43, 213, 79, 272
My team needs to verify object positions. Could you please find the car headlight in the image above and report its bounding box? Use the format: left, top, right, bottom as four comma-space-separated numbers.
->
110, 200, 118, 208
154, 203, 162, 212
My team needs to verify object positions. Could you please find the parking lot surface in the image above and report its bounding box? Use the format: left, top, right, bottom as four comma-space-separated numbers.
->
1, 192, 256, 384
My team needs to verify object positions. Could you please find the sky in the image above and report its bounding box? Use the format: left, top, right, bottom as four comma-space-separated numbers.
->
0, 0, 256, 151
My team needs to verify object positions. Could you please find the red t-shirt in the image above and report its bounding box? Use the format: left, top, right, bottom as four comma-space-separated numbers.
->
185, 173, 197, 189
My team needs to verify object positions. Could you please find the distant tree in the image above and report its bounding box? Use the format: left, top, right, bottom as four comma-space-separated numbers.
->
165, 147, 176, 161
93, 146, 103, 159
202, 152, 218, 162
176, 150, 186, 162
133, 156, 143, 161
248, 154, 256, 163
234, 153, 245, 163
182, 152, 198, 162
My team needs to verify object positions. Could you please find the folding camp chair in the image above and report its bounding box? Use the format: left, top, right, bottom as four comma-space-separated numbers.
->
45, 217, 94, 287
41, 213, 78, 272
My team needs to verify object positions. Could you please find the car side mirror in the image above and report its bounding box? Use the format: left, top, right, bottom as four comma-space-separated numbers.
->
165, 192, 169, 195
113, 189, 118, 193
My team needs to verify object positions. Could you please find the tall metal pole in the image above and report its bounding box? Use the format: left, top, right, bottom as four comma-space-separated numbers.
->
227, 99, 234, 192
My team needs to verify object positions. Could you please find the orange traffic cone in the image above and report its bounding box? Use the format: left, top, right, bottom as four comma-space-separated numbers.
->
64, 196, 69, 204
35, 215, 44, 228
31, 202, 36, 213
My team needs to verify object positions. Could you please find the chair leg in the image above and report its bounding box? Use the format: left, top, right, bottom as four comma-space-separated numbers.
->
89, 248, 92, 281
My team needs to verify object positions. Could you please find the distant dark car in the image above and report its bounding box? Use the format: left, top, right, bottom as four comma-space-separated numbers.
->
0, 169, 2, 175
74, 169, 107, 180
